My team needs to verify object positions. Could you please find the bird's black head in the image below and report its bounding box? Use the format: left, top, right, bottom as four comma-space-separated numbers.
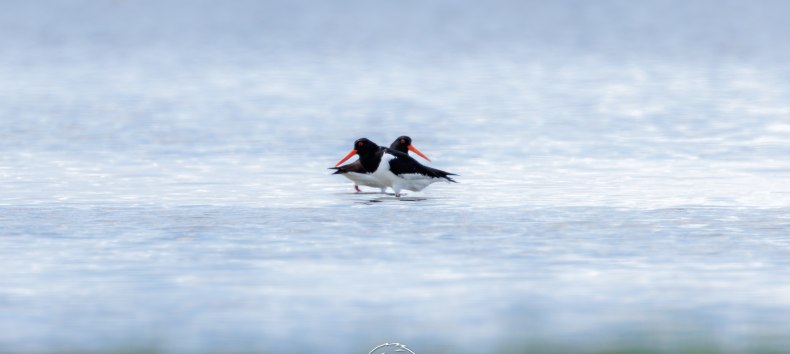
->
353, 138, 380, 154
387, 135, 431, 162
334, 138, 381, 167
389, 136, 412, 153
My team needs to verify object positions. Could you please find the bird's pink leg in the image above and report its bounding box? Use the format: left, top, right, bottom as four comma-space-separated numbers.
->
354, 185, 361, 193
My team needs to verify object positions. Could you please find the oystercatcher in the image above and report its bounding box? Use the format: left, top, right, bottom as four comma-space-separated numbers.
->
330, 136, 431, 193
334, 138, 457, 198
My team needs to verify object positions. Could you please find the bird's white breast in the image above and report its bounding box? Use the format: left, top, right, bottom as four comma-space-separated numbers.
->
342, 172, 387, 188
371, 154, 445, 192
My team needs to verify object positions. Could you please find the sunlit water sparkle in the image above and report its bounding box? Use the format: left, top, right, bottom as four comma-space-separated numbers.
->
2, 1, 790, 353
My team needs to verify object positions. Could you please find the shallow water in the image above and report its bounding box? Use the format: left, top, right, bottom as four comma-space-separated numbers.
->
2, 1, 790, 353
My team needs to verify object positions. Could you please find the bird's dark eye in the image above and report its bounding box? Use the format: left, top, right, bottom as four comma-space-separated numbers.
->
357, 141, 363, 147
400, 139, 406, 144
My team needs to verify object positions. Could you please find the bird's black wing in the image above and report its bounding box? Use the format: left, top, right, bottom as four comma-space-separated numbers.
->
385, 148, 458, 183
329, 160, 367, 174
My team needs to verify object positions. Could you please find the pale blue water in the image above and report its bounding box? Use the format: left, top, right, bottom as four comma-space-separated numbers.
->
2, 1, 790, 353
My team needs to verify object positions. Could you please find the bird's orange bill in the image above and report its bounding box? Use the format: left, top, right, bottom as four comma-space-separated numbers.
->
408, 145, 431, 162
335, 149, 358, 167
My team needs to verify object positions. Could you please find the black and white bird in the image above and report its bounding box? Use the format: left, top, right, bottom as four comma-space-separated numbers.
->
330, 136, 431, 193
333, 138, 457, 197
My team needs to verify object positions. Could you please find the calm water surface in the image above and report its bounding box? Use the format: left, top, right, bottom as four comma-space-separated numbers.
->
2, 1, 790, 353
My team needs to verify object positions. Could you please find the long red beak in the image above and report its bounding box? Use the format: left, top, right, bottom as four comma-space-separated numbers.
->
408, 145, 431, 162
334, 149, 357, 167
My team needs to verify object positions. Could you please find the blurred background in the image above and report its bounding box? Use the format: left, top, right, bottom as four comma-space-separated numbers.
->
2, 1, 790, 353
